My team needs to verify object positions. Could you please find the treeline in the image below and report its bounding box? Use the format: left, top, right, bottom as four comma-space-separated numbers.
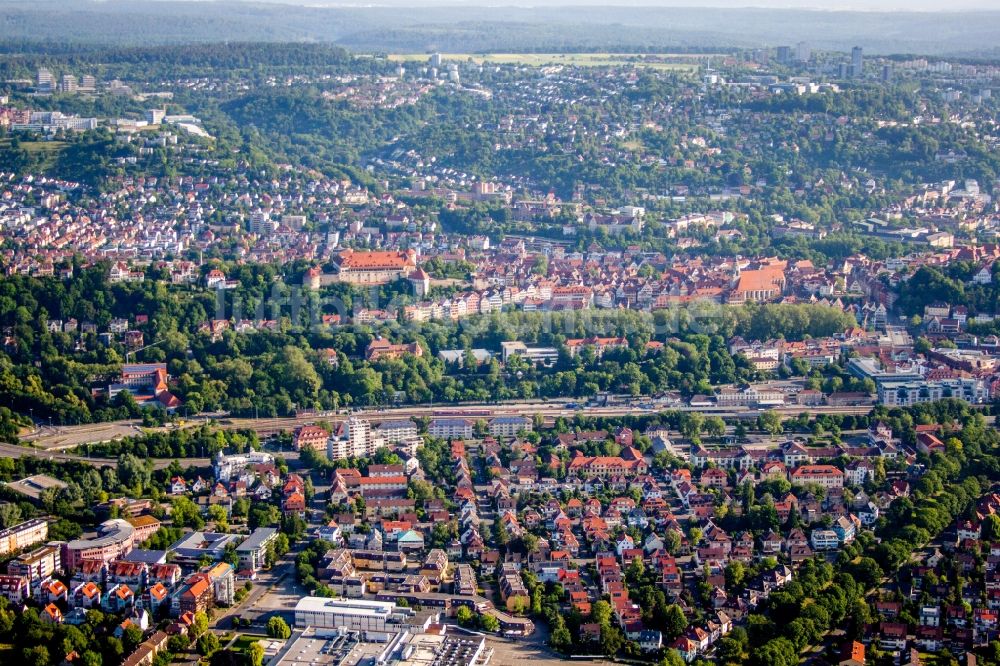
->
0, 41, 358, 80
0, 453, 185, 538
0, 407, 28, 444
0, 125, 176, 189
219, 86, 459, 180
898, 264, 1000, 320
738, 558, 875, 666
440, 204, 909, 271
773, 233, 909, 265
727, 303, 857, 342
0, 267, 863, 425
871, 400, 999, 569
77, 425, 260, 460
0, 598, 142, 666
747, 86, 920, 121
0, 5, 371, 50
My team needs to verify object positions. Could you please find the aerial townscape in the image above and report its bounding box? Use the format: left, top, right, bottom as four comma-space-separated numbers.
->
3, 2, 1000, 666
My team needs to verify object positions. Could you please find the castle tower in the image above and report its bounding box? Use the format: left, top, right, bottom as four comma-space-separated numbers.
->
408, 268, 430, 298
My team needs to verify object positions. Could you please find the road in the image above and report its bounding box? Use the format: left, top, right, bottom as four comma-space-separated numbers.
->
21, 420, 146, 449
211, 557, 300, 630
485, 625, 615, 666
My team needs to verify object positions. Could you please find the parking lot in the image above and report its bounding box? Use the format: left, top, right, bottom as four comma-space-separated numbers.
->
485, 635, 614, 666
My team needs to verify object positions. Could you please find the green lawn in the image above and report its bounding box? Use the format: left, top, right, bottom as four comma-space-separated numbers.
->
19, 140, 67, 154
0, 139, 67, 170
231, 634, 268, 653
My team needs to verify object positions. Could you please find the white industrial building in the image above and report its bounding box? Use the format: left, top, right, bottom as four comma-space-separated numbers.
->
214, 450, 275, 482
270, 625, 490, 666
293, 597, 411, 640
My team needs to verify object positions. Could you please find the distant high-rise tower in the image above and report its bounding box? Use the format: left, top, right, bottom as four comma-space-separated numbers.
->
36, 68, 54, 93
60, 74, 77, 93
795, 41, 811, 63
851, 46, 864, 77
429, 53, 442, 68
250, 209, 275, 236
881, 64, 893, 82
776, 46, 791, 64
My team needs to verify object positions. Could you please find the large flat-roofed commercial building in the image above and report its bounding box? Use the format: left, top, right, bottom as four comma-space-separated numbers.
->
878, 377, 989, 406
270, 627, 490, 666
236, 528, 278, 572
168, 531, 243, 566
268, 628, 360, 666
5, 475, 68, 503
499, 341, 559, 368
63, 519, 136, 569
0, 518, 49, 556
294, 597, 412, 640
393, 633, 489, 666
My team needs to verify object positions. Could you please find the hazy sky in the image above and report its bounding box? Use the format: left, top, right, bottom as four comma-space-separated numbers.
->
241, 0, 1000, 8
138, 0, 1000, 8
